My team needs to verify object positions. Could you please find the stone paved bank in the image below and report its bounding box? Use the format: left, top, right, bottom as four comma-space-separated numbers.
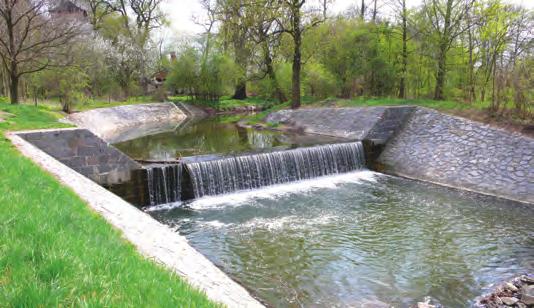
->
18, 128, 141, 185
378, 108, 533, 204
267, 107, 534, 204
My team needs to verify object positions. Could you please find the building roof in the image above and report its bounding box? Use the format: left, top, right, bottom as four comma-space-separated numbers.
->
49, 0, 86, 14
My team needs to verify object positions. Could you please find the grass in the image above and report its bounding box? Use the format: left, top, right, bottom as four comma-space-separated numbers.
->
307, 97, 490, 111
0, 103, 217, 307
75, 96, 156, 111
18, 96, 156, 113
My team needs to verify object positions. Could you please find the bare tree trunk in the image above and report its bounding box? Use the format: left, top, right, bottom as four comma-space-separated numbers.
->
398, 0, 407, 99
490, 56, 497, 113
434, 44, 447, 100
433, 0, 453, 101
372, 0, 377, 22
467, 29, 475, 102
264, 41, 286, 102
232, 31, 248, 100
233, 81, 247, 100
9, 68, 19, 104
290, 4, 302, 109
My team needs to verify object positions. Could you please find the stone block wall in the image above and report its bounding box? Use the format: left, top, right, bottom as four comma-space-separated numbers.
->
19, 129, 141, 185
377, 108, 534, 204
266, 106, 533, 204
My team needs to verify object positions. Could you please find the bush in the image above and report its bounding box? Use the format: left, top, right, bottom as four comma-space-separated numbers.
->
166, 47, 240, 101
304, 62, 339, 99
0, 96, 8, 104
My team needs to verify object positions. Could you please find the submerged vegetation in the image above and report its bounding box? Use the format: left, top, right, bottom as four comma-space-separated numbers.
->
0, 103, 216, 306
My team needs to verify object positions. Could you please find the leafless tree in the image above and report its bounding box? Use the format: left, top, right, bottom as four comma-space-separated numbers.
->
0, 0, 81, 104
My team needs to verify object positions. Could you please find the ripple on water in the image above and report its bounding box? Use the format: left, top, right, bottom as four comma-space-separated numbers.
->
149, 174, 534, 307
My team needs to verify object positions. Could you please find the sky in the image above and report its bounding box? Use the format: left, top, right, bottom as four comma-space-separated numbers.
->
161, 0, 534, 35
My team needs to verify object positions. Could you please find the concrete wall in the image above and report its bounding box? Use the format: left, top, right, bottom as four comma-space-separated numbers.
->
64, 103, 187, 143
18, 128, 141, 185
266, 107, 387, 139
266, 106, 415, 141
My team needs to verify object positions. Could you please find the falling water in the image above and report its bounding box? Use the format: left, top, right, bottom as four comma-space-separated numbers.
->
185, 142, 366, 198
146, 164, 182, 205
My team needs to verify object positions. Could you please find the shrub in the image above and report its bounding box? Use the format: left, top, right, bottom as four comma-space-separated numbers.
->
304, 62, 339, 99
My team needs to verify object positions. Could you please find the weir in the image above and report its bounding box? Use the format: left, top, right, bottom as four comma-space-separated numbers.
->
146, 164, 183, 205
144, 142, 366, 203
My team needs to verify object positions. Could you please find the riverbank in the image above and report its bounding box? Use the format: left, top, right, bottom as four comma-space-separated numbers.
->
0, 103, 216, 306
173, 96, 533, 137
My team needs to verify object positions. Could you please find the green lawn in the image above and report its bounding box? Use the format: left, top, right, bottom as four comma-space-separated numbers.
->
0, 103, 217, 307
327, 97, 490, 111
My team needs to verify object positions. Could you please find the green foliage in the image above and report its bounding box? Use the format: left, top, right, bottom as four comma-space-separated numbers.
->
250, 62, 292, 100
332, 97, 491, 111
166, 47, 240, 101
304, 62, 339, 99
312, 20, 397, 98
0, 103, 217, 307
0, 96, 8, 104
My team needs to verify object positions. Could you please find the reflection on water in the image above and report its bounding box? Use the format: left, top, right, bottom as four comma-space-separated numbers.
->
150, 173, 534, 307
113, 116, 343, 161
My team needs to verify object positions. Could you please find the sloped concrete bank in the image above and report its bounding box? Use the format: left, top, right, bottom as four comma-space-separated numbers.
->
267, 106, 534, 204
63, 103, 188, 143
8, 131, 264, 307
9, 101, 264, 307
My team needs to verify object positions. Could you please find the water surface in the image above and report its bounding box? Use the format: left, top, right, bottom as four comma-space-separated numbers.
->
114, 116, 343, 161
150, 173, 534, 307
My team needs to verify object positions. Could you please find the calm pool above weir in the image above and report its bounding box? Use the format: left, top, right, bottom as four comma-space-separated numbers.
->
113, 116, 343, 161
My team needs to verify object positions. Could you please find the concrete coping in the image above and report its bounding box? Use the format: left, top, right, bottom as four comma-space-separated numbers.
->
7, 129, 264, 308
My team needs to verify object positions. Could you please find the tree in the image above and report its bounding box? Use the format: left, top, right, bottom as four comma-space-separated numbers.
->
422, 0, 472, 100
100, 0, 165, 95
0, 0, 81, 104
278, 0, 328, 109
248, 0, 286, 102
394, 0, 409, 98
216, 0, 254, 100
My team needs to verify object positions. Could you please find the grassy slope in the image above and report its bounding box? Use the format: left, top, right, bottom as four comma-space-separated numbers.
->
0, 103, 217, 307
27, 96, 156, 113
327, 97, 489, 110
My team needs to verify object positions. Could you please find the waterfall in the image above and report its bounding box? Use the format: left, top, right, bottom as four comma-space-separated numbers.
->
146, 164, 182, 205
185, 142, 366, 198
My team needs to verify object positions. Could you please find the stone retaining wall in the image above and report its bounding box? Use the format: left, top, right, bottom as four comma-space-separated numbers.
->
18, 128, 141, 185
64, 103, 187, 143
377, 108, 534, 204
266, 106, 533, 204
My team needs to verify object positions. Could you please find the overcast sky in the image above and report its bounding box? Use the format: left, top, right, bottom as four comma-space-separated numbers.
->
161, 0, 534, 35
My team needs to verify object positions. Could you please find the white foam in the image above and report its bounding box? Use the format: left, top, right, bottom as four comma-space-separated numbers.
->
187, 170, 379, 210
146, 170, 379, 213
197, 214, 338, 232
240, 214, 338, 231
